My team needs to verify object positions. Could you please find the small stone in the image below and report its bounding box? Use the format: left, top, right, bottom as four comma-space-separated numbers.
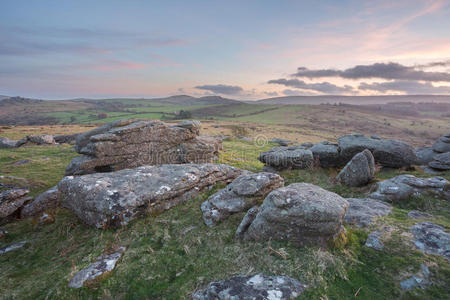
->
365, 231, 384, 250
407, 210, 432, 219
411, 222, 449, 260
0, 241, 27, 255
400, 264, 431, 290
12, 159, 32, 166
68, 247, 126, 288
192, 274, 307, 300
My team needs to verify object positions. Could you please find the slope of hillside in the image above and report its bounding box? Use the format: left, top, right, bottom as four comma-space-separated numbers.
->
256, 95, 450, 105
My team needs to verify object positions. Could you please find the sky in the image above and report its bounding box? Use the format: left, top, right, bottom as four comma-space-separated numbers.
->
1, 0, 450, 100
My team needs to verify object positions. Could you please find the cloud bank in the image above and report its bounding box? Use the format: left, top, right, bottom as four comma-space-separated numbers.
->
268, 61, 450, 95
195, 84, 243, 95
293, 62, 450, 82
268, 78, 353, 94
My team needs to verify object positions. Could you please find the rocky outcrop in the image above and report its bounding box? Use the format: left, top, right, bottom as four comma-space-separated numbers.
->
415, 146, 436, 165
192, 274, 307, 300
432, 133, 450, 153
21, 186, 59, 218
344, 198, 392, 227
201, 172, 284, 226
0, 187, 32, 224
338, 133, 417, 168
59, 164, 243, 228
369, 175, 449, 203
428, 152, 450, 170
258, 146, 313, 170
236, 183, 349, 246
261, 134, 418, 170
0, 137, 25, 148
26, 134, 55, 145
269, 138, 292, 146
410, 222, 449, 260
68, 247, 126, 288
337, 149, 375, 187
54, 133, 79, 144
1, 134, 74, 148
65, 119, 222, 175
309, 141, 344, 168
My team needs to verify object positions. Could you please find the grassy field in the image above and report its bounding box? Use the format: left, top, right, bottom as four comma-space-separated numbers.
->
1, 130, 449, 299
1, 97, 449, 146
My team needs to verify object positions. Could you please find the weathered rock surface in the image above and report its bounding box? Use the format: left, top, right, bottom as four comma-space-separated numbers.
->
0, 137, 23, 148
21, 186, 59, 218
258, 146, 313, 170
431, 133, 450, 153
269, 138, 292, 146
408, 210, 432, 219
68, 247, 126, 288
337, 149, 375, 187
428, 152, 450, 170
369, 175, 449, 203
0, 187, 31, 224
338, 133, 417, 168
237, 183, 349, 246
201, 172, 284, 226
65, 119, 221, 175
59, 164, 243, 228
365, 231, 384, 250
192, 274, 307, 300
400, 264, 431, 291
411, 222, 449, 260
54, 133, 79, 144
415, 146, 437, 165
235, 206, 260, 240
0, 241, 27, 255
344, 198, 392, 227
309, 141, 344, 168
27, 134, 55, 145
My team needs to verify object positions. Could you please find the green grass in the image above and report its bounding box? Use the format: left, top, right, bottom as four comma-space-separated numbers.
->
1, 140, 449, 299
0, 145, 79, 196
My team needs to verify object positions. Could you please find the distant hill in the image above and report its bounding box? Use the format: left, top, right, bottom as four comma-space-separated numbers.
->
0, 95, 10, 100
149, 95, 241, 106
0, 96, 42, 106
255, 95, 450, 105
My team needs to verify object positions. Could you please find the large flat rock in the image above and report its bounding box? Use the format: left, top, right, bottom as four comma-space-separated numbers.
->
258, 146, 314, 170
344, 198, 392, 227
369, 175, 449, 203
65, 119, 222, 175
338, 133, 417, 168
59, 164, 243, 228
